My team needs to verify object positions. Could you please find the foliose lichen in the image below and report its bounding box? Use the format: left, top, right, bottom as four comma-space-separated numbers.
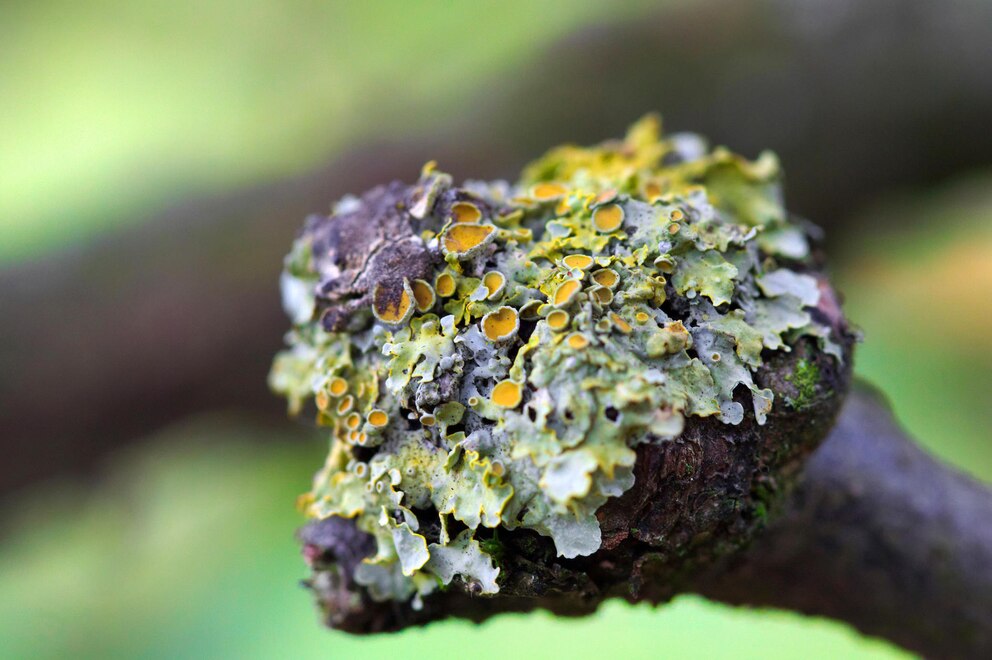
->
269, 115, 845, 607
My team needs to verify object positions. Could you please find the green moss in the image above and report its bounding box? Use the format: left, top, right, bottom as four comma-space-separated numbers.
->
785, 359, 820, 410
478, 529, 507, 568
752, 501, 768, 522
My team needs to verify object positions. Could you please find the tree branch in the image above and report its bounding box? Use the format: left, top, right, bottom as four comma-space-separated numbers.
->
697, 383, 992, 658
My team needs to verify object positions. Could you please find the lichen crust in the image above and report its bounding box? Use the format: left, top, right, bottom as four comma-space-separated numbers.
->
269, 116, 845, 607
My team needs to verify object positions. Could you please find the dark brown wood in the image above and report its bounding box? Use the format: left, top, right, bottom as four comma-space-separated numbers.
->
697, 384, 992, 659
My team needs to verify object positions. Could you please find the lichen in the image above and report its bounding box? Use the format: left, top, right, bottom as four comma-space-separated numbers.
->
270, 115, 844, 606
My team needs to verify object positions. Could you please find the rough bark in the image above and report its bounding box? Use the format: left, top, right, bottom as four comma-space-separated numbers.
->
303, 385, 992, 659
697, 383, 992, 659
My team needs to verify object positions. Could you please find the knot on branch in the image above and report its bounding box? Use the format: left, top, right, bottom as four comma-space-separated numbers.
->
270, 117, 856, 633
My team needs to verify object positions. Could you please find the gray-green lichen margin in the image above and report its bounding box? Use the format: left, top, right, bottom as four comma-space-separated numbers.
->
269, 116, 854, 623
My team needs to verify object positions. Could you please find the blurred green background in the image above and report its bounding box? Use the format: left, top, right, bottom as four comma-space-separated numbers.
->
1, 1, 989, 658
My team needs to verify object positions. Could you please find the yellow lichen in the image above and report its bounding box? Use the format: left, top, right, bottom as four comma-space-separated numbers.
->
531, 182, 568, 201
482, 272, 506, 299
546, 309, 570, 331
591, 188, 618, 206
272, 115, 840, 599
591, 286, 614, 305
642, 180, 663, 200
491, 380, 523, 408
411, 279, 436, 312
481, 306, 519, 342
451, 201, 482, 224
591, 268, 619, 288
566, 332, 591, 349
610, 313, 632, 333
329, 377, 349, 397
368, 409, 389, 428
435, 272, 457, 298
653, 255, 675, 274
372, 280, 415, 325
519, 299, 543, 320
552, 279, 582, 307
592, 203, 624, 233
562, 254, 594, 270
442, 223, 495, 256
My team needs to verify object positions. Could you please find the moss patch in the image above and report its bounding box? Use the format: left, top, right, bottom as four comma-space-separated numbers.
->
785, 359, 821, 410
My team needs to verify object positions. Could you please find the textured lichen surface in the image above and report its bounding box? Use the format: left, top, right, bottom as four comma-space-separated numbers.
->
270, 116, 844, 608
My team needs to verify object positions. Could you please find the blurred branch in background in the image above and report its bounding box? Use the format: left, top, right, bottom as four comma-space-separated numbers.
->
1, 0, 991, 496
480, 0, 992, 227
0, 0, 658, 262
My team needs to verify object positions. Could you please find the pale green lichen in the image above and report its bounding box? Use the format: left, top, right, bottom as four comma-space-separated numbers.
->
270, 115, 843, 606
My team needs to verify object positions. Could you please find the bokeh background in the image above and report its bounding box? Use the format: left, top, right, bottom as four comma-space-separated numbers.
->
2, 1, 990, 658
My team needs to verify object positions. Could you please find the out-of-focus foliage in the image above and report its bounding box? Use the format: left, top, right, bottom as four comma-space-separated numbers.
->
839, 175, 992, 480
0, 0, 660, 261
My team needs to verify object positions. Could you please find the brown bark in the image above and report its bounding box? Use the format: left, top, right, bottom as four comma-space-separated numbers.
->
697, 384, 992, 659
